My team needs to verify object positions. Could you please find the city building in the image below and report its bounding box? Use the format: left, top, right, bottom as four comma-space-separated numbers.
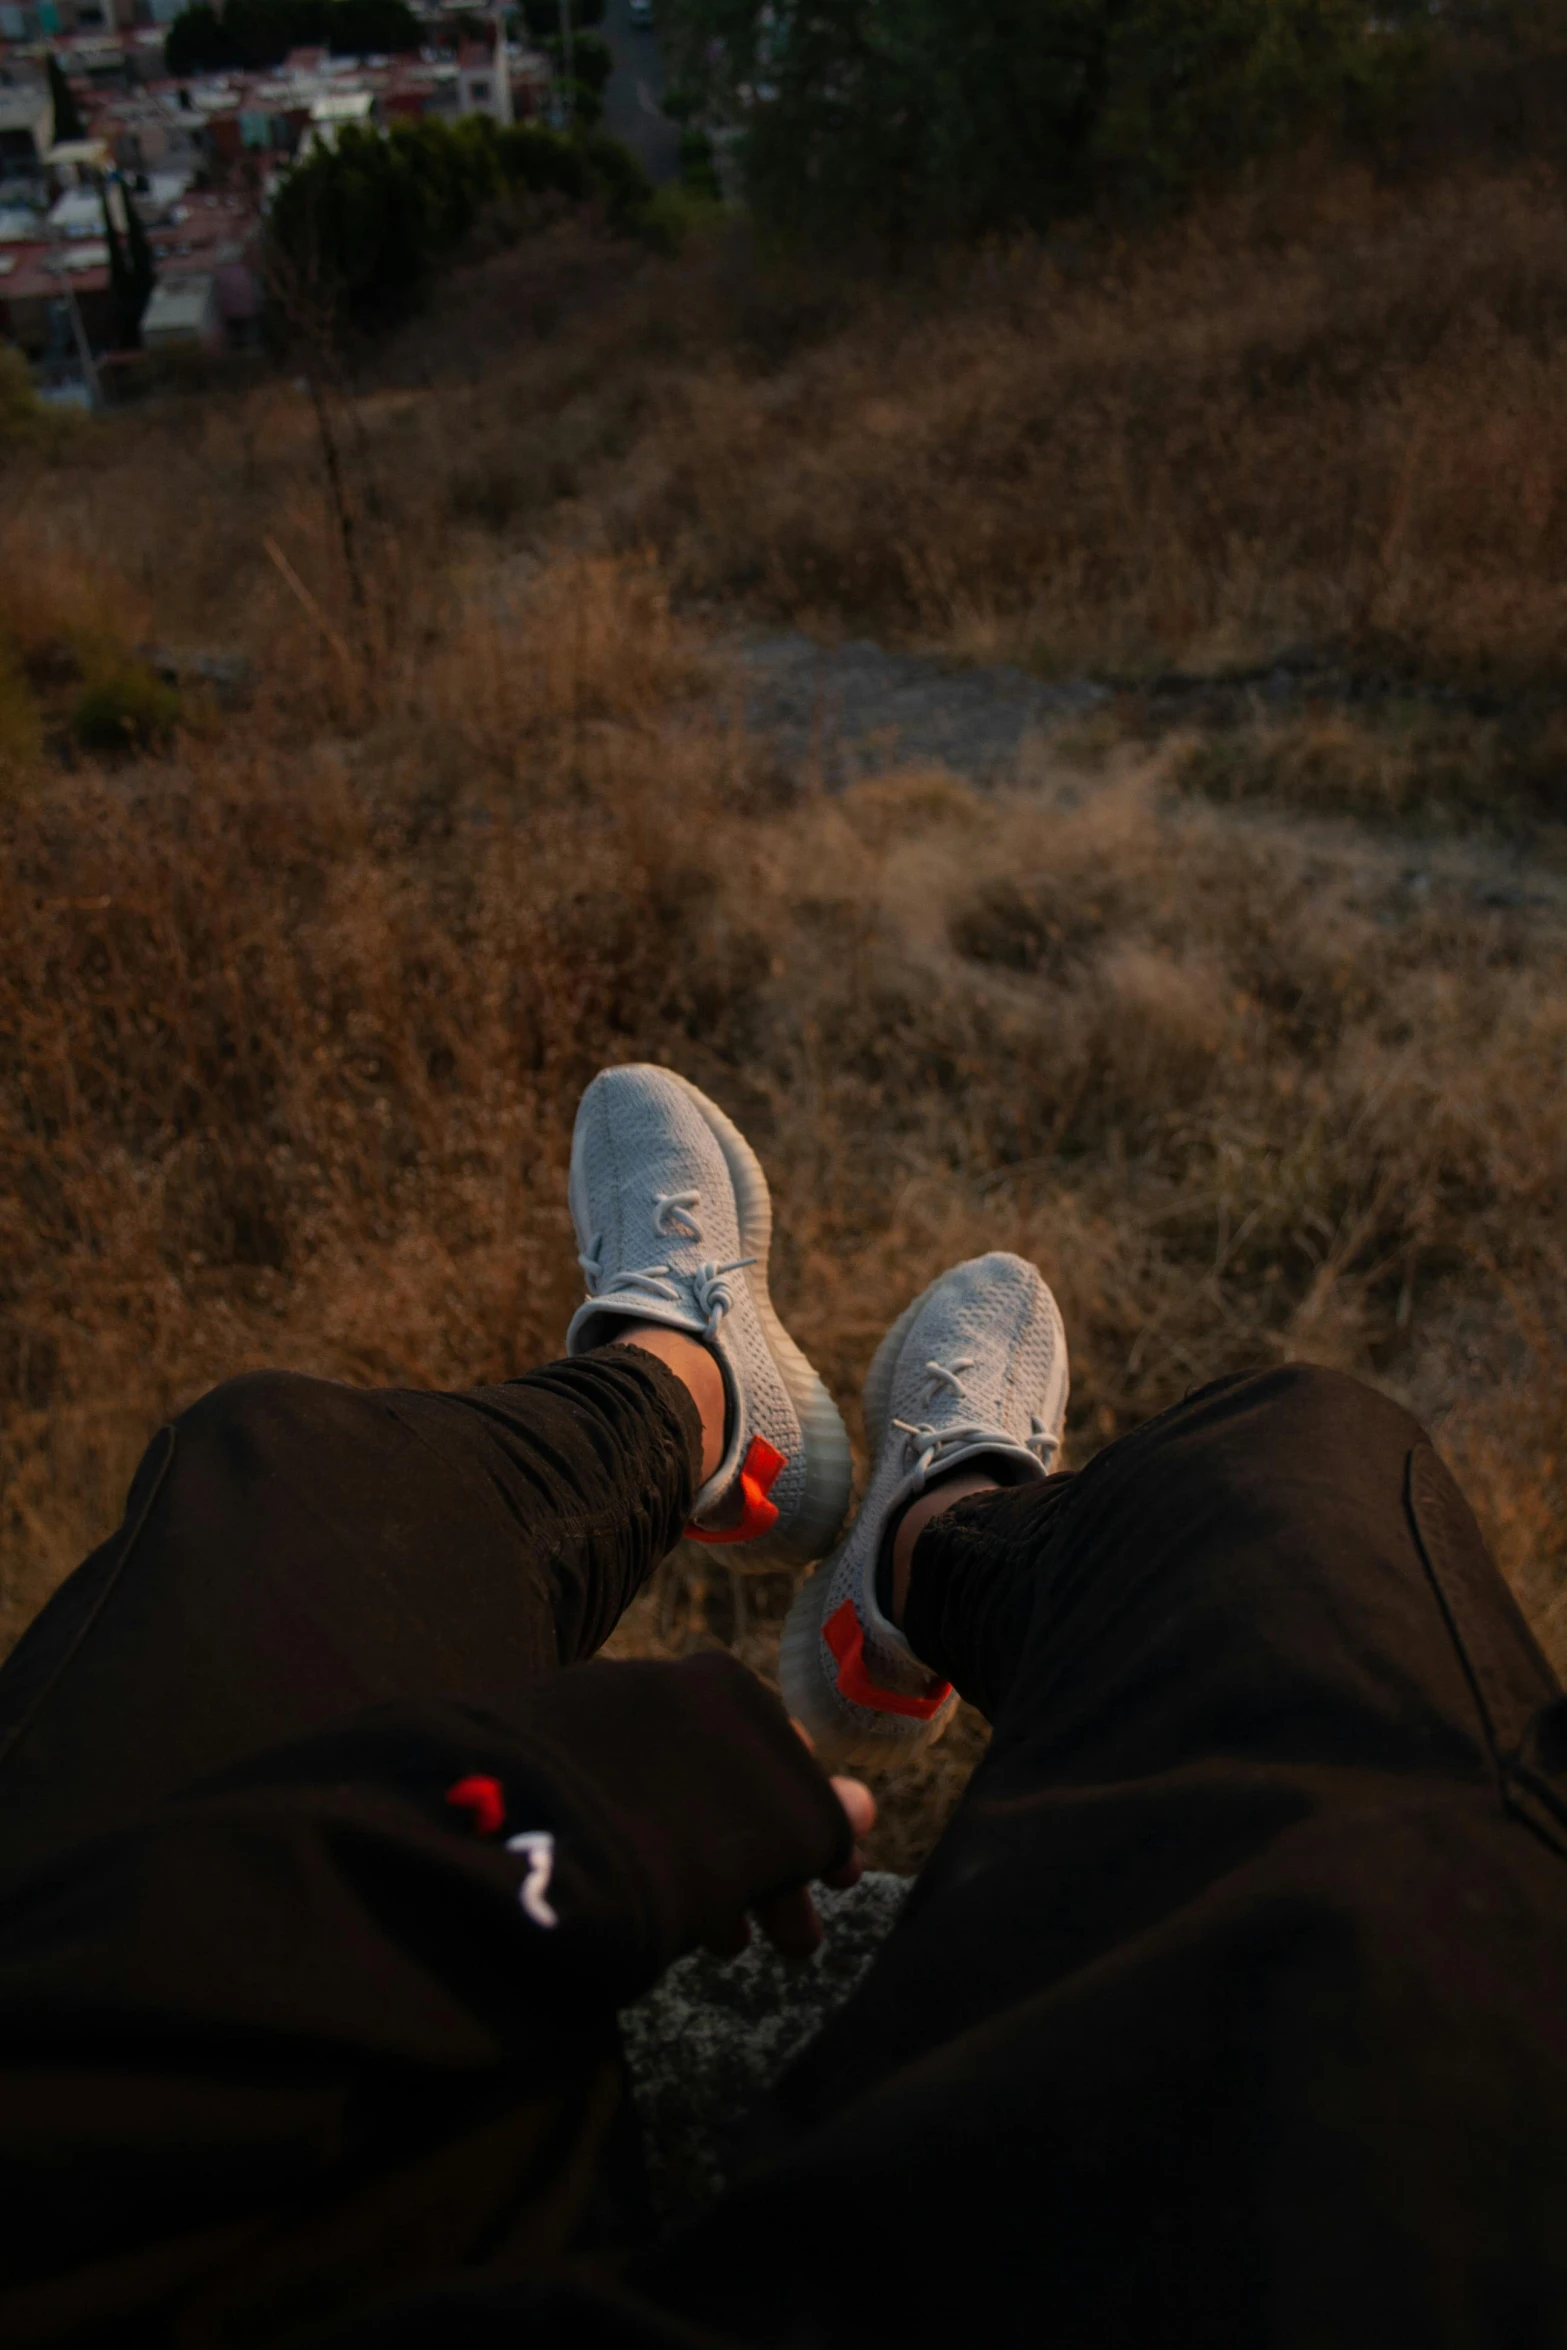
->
457, 30, 509, 125
139, 262, 218, 349
0, 0, 556, 385
0, 66, 50, 181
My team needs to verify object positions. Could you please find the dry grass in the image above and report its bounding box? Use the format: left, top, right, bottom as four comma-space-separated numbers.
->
5, 175, 1567, 1868
1177, 703, 1567, 830
359, 167, 1567, 692
668, 164, 1567, 685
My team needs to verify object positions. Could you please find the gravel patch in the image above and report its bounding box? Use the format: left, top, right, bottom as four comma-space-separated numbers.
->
621, 1869, 909, 2223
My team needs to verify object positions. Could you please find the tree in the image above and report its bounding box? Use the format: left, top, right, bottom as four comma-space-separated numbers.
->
220, 0, 321, 67
678, 123, 721, 200
100, 181, 137, 344
327, 0, 421, 53
100, 178, 156, 346
266, 115, 650, 336
164, 2, 239, 74
123, 182, 157, 320
47, 52, 85, 144
663, 0, 1429, 250
546, 26, 612, 122
165, 0, 420, 75
564, 27, 612, 89
522, 0, 605, 35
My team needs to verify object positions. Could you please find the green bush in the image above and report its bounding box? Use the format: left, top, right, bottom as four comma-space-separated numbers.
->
678, 124, 721, 201
544, 28, 612, 124
0, 346, 79, 465
0, 647, 42, 791
560, 29, 612, 90
577, 128, 652, 226
0, 345, 38, 450
665, 0, 1429, 248
267, 116, 652, 332
495, 120, 592, 198
73, 665, 180, 755
638, 180, 722, 252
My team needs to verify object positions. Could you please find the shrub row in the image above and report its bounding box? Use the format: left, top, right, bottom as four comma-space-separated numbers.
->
266, 115, 651, 333
166, 0, 422, 74
664, 0, 1429, 247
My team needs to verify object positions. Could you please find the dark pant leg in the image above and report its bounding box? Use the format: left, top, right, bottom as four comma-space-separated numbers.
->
638, 1366, 1567, 2349
0, 1345, 699, 1880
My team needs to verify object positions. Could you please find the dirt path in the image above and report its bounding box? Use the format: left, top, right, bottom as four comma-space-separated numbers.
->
719, 631, 1567, 920
722, 632, 1552, 792
723, 631, 1109, 788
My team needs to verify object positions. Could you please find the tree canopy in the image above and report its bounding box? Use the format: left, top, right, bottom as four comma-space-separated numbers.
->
663, 0, 1428, 247
521, 0, 605, 35
46, 53, 85, 143
266, 115, 650, 333
165, 0, 422, 76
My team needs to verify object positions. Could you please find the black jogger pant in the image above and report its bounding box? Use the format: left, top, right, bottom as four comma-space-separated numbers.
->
3, 1350, 1567, 2349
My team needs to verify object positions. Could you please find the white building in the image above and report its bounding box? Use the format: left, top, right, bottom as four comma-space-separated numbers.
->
456, 18, 511, 126
140, 268, 222, 352
0, 71, 52, 185
301, 85, 376, 154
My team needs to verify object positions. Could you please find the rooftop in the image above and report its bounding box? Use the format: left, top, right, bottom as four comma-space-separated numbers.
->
142, 270, 214, 332
308, 87, 373, 122
48, 182, 109, 235
0, 235, 108, 298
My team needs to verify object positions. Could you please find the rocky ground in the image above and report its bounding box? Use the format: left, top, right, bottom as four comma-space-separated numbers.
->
621, 1871, 910, 2224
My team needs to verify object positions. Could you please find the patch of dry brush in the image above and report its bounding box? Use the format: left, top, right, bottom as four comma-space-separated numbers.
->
437, 168, 1567, 687
5, 175, 1567, 1863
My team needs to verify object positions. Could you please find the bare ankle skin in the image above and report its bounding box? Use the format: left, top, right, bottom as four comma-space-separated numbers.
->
890, 1471, 1001, 1627
612, 1325, 725, 1485
606, 1332, 999, 1603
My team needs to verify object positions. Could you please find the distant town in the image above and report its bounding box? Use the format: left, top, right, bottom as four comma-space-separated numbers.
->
0, 0, 569, 394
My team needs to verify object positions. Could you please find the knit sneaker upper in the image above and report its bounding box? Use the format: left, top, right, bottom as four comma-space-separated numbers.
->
780, 1252, 1069, 1763
565, 1064, 851, 1565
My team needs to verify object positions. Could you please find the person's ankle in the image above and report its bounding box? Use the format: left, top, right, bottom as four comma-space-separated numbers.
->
882, 1469, 1001, 1629
612, 1325, 726, 1485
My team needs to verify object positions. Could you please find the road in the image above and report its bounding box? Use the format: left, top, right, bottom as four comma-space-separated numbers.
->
596, 0, 681, 186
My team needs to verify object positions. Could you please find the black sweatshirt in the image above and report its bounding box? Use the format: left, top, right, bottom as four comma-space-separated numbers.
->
0, 1654, 850, 2348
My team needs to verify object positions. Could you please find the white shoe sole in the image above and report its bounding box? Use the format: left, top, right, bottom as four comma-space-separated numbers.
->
779, 1265, 1068, 1765
662, 1070, 852, 1572
778, 1537, 954, 1767
780, 1278, 955, 1759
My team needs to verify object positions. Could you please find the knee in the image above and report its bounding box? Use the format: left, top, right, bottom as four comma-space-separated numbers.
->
173, 1370, 345, 1497
1241, 1360, 1421, 1436
1167, 1361, 1426, 1487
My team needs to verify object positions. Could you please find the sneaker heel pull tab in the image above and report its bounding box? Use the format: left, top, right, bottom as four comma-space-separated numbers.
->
824, 1599, 954, 1720
686, 1435, 786, 1546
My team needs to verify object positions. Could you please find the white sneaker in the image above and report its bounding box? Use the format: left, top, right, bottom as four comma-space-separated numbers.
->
779, 1253, 1069, 1768
566, 1064, 852, 1567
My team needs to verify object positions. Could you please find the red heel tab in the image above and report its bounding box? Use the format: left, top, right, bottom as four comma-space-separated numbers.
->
446, 1775, 506, 1836
824, 1599, 953, 1720
686, 1435, 786, 1546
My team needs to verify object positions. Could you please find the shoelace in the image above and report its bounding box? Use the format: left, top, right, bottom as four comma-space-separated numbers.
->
579, 1191, 755, 1344
893, 1356, 1061, 1484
